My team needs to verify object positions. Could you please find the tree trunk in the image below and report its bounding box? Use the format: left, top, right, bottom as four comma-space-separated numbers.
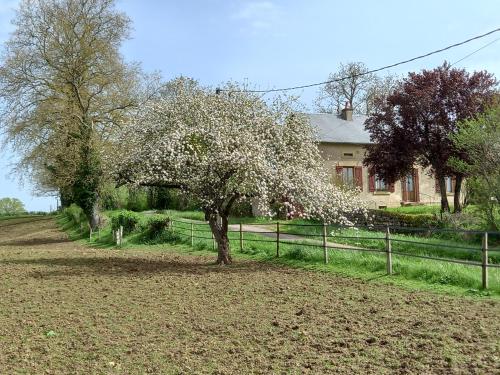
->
207, 212, 232, 265
87, 199, 100, 231
453, 175, 463, 213
438, 176, 450, 213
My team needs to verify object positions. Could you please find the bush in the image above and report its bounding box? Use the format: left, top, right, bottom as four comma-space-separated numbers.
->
110, 210, 141, 234
369, 209, 441, 228
139, 215, 181, 244
99, 184, 129, 210
229, 199, 253, 217
142, 215, 172, 240
63, 204, 84, 224
126, 187, 149, 212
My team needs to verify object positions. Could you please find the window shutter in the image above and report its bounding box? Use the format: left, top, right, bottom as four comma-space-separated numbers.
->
368, 168, 375, 192
414, 168, 420, 202
401, 177, 408, 201
354, 167, 363, 190
335, 166, 343, 175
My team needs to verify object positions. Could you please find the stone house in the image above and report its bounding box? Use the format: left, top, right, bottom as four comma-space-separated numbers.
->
307, 107, 457, 209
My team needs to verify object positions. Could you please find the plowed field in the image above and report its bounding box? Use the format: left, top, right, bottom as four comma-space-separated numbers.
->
0, 217, 498, 374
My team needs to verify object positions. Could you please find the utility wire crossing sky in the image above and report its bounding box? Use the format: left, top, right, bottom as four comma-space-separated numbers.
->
220, 27, 500, 93
0, 0, 499, 211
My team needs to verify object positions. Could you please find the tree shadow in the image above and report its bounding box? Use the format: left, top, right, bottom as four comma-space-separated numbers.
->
0, 216, 52, 229
1, 255, 276, 278
0, 237, 71, 247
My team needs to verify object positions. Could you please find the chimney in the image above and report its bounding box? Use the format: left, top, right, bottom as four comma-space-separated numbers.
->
341, 101, 353, 121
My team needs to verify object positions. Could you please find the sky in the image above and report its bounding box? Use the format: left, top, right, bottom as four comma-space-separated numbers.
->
0, 0, 499, 211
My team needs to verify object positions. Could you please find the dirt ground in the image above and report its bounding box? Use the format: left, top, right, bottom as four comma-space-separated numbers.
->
0, 217, 499, 374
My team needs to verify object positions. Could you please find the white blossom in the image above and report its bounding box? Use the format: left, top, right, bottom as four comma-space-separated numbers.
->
111, 78, 367, 262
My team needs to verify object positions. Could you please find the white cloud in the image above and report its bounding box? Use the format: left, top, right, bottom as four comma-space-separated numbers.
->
232, 1, 283, 34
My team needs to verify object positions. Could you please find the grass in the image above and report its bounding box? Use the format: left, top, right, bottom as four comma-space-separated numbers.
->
71, 210, 500, 297
0, 214, 44, 221
384, 205, 443, 215
2, 216, 499, 373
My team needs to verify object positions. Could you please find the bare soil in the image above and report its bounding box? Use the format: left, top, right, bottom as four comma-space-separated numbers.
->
0, 217, 499, 374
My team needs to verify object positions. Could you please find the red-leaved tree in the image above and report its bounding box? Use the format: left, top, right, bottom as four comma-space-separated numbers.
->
364, 62, 497, 212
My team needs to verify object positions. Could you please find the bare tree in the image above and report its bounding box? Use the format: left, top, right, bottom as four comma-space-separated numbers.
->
315, 61, 398, 115
0, 0, 154, 228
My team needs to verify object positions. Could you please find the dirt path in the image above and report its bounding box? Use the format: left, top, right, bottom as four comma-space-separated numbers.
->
0, 217, 499, 374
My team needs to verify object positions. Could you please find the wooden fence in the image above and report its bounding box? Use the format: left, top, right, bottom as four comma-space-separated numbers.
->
170, 219, 499, 289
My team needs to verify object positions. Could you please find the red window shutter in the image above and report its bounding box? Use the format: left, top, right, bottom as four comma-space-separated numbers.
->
354, 167, 363, 189
336, 166, 343, 175
402, 177, 408, 201
368, 168, 375, 192
414, 168, 420, 202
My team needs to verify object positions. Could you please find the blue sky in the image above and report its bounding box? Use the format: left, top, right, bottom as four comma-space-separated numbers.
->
0, 0, 499, 211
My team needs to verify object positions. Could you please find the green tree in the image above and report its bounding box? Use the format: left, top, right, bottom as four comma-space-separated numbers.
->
364, 63, 497, 213
0, 198, 26, 215
450, 104, 500, 230
0, 0, 155, 228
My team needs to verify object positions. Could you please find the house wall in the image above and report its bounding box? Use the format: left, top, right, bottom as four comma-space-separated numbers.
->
319, 142, 455, 208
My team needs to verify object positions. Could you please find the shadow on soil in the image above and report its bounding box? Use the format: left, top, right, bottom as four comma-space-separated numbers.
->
0, 237, 71, 246
1, 256, 277, 278
0, 216, 52, 228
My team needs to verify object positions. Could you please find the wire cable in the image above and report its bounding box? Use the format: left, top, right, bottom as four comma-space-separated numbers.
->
450, 37, 500, 67
220, 27, 500, 93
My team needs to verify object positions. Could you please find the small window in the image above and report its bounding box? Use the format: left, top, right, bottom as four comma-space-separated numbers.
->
343, 152, 354, 157
445, 176, 453, 193
342, 167, 354, 185
375, 174, 388, 191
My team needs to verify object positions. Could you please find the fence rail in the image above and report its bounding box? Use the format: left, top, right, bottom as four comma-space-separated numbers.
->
168, 218, 498, 289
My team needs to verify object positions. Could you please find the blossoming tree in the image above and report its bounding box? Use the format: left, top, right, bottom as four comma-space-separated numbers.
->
116, 78, 366, 264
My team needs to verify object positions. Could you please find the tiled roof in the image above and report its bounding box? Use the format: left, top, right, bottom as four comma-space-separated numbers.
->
305, 113, 372, 144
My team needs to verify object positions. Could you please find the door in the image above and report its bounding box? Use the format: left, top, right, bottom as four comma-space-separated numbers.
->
402, 169, 419, 202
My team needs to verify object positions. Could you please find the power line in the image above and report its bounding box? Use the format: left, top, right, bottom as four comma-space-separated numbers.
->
221, 27, 500, 94
450, 37, 500, 67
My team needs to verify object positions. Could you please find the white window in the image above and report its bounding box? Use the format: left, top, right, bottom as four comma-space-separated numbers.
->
342, 167, 354, 185
445, 177, 453, 193
375, 175, 387, 191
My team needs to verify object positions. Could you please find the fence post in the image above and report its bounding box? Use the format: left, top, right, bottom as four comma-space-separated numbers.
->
323, 223, 328, 264
482, 232, 489, 289
119, 225, 123, 247
385, 226, 392, 275
239, 223, 243, 251
190, 222, 194, 247
276, 222, 280, 258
